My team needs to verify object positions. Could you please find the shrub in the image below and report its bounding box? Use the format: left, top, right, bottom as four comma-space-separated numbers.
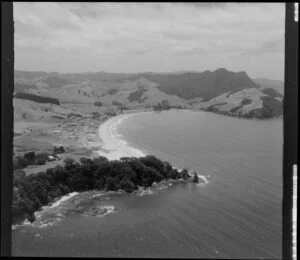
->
112, 100, 123, 107
35, 153, 48, 165
192, 172, 199, 183
94, 101, 103, 107
24, 151, 36, 165
241, 98, 252, 105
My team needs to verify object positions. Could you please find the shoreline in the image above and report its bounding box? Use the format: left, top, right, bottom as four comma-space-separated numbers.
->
96, 111, 151, 160
12, 109, 211, 228
96, 110, 210, 184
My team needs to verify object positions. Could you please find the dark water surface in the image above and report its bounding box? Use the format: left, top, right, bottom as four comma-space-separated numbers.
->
12, 110, 282, 258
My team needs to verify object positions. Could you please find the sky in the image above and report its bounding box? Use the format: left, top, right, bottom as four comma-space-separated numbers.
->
14, 2, 285, 80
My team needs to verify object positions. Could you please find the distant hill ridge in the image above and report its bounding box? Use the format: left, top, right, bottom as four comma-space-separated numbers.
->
136, 68, 260, 101
14, 69, 283, 119
15, 68, 262, 101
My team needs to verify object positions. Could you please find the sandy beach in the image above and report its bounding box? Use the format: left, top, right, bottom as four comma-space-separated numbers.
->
97, 112, 150, 160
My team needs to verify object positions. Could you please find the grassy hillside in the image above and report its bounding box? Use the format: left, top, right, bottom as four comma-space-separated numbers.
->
42, 76, 72, 88
14, 83, 37, 92
13, 98, 75, 122
14, 69, 283, 119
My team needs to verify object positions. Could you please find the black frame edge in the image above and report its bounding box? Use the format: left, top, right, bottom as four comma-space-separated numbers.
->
282, 3, 298, 260
1, 1, 14, 257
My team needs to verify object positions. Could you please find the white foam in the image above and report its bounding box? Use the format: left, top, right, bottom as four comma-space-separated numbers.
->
37, 217, 62, 228
96, 205, 116, 217
12, 219, 33, 230
50, 192, 79, 208
158, 186, 168, 190
137, 187, 154, 196
196, 173, 210, 186
91, 193, 105, 198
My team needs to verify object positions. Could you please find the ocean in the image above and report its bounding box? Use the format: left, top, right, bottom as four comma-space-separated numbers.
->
12, 110, 283, 258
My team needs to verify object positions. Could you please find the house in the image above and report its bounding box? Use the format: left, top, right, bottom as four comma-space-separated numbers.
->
47, 155, 56, 162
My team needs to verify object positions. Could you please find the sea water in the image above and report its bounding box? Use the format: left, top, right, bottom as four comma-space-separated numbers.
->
12, 110, 282, 258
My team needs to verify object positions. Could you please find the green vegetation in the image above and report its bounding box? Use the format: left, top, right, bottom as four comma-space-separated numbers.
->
13, 152, 48, 170
112, 100, 123, 107
53, 146, 65, 155
67, 113, 83, 119
13, 146, 65, 170
246, 96, 283, 118
105, 111, 117, 117
153, 100, 171, 111
91, 112, 102, 119
241, 98, 252, 105
230, 105, 243, 113
139, 69, 258, 101
260, 96, 282, 117
107, 88, 118, 95
12, 155, 191, 224
192, 172, 199, 183
203, 102, 227, 112
94, 101, 103, 107
127, 87, 147, 103
14, 92, 60, 105
51, 115, 65, 120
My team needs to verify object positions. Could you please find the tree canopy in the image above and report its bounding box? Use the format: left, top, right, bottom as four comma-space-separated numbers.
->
12, 154, 191, 225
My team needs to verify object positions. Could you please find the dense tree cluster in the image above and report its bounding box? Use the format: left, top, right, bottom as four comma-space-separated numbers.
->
14, 92, 60, 105
105, 111, 117, 117
13, 152, 48, 170
53, 146, 65, 155
12, 155, 190, 224
246, 96, 283, 119
153, 100, 171, 111
67, 113, 83, 119
127, 87, 146, 103
13, 146, 65, 170
204, 102, 227, 112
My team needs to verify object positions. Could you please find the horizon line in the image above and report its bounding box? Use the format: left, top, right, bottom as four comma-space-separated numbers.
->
13, 68, 284, 81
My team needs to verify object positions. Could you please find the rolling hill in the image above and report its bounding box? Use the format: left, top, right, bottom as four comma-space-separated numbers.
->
13, 69, 283, 119
137, 68, 260, 101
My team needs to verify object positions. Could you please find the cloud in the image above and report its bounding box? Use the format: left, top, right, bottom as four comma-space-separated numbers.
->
13, 2, 285, 79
